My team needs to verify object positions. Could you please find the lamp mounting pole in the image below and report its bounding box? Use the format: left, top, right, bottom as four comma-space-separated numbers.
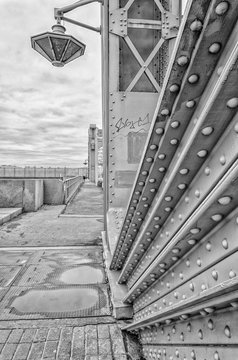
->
54, 0, 103, 33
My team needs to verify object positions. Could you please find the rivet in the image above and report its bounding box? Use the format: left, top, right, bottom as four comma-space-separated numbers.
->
205, 307, 215, 313
159, 167, 166, 172
222, 238, 228, 249
218, 196, 232, 205
187, 323, 191, 332
229, 270, 236, 278
190, 283, 195, 291
170, 138, 179, 145
197, 258, 202, 267
209, 42, 221, 54
177, 55, 189, 66
180, 168, 189, 175
165, 196, 172, 202
224, 325, 231, 338
211, 214, 223, 222
161, 108, 170, 116
206, 242, 212, 251
215, 2, 229, 15
165, 207, 172, 212
156, 127, 164, 135
198, 329, 203, 339
186, 100, 196, 108
149, 178, 155, 183
171, 121, 180, 129
208, 319, 214, 330
234, 123, 238, 133
227, 98, 238, 108
202, 126, 214, 135
190, 19, 203, 31
150, 144, 157, 150
141, 171, 148, 176
214, 351, 220, 360
146, 157, 153, 163
178, 183, 186, 190
204, 167, 210, 175
190, 227, 200, 234
197, 149, 208, 158
188, 74, 199, 84
139, 181, 145, 186
195, 189, 200, 198
154, 216, 160, 221
179, 272, 184, 279
180, 332, 184, 341
169, 84, 180, 93
142, 197, 147, 201
186, 259, 190, 267
188, 239, 196, 245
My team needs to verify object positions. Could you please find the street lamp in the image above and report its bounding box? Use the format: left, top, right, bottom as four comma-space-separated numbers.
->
31, 0, 102, 67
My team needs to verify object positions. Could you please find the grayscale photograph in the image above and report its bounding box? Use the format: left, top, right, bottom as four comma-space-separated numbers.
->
0, 0, 237, 359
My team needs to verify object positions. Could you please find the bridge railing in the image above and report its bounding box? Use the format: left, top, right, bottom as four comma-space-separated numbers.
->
63, 175, 84, 204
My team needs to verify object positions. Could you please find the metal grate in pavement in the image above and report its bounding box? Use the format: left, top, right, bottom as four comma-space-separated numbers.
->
14, 263, 106, 286
38, 247, 103, 265
0, 284, 111, 320
0, 251, 35, 266
0, 266, 22, 287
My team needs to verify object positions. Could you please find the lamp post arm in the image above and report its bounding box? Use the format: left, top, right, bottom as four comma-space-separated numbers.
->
55, 0, 102, 17
61, 16, 101, 33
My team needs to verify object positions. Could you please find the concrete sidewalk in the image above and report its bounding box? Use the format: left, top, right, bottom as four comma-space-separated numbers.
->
0, 182, 130, 360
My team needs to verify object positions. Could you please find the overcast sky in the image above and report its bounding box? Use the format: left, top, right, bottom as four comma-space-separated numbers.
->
0, 0, 101, 167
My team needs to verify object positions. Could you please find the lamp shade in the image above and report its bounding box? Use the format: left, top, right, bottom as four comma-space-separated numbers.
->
31, 24, 86, 67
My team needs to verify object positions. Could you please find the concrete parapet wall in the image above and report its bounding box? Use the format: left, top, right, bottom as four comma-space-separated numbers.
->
43, 179, 65, 205
0, 179, 44, 211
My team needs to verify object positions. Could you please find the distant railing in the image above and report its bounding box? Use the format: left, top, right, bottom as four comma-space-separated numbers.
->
0, 167, 88, 179
64, 175, 84, 204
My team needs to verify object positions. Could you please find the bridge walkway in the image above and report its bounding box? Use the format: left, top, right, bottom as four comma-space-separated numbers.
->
0, 182, 129, 360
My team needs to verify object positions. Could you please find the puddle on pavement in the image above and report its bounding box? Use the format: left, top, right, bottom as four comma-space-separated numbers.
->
60, 265, 104, 284
11, 288, 98, 313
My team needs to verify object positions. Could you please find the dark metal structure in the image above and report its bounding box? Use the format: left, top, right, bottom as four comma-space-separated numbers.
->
104, 0, 238, 358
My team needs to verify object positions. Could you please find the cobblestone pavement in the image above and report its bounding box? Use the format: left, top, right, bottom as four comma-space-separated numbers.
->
0, 183, 128, 359
0, 324, 127, 360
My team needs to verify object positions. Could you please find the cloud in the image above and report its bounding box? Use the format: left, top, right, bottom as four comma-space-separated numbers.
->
0, 0, 102, 167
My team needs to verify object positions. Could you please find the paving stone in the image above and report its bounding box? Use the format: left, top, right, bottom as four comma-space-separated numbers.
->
47, 328, 61, 341
27, 342, 45, 360
85, 333, 97, 356
71, 327, 84, 360
85, 356, 99, 360
109, 325, 125, 355
97, 325, 110, 339
34, 328, 49, 342
43, 340, 58, 358
85, 325, 97, 338
20, 329, 37, 343
60, 328, 73, 342
7, 329, 23, 344
13, 343, 31, 359
98, 338, 112, 355
0, 330, 11, 343
0, 343, 18, 360
57, 341, 71, 360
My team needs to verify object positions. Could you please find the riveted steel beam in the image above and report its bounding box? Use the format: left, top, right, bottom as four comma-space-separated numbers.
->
124, 285, 238, 331
133, 209, 238, 314
123, 161, 238, 302
124, 112, 238, 291
134, 249, 238, 322
141, 309, 238, 345
142, 345, 238, 360
110, 0, 238, 270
